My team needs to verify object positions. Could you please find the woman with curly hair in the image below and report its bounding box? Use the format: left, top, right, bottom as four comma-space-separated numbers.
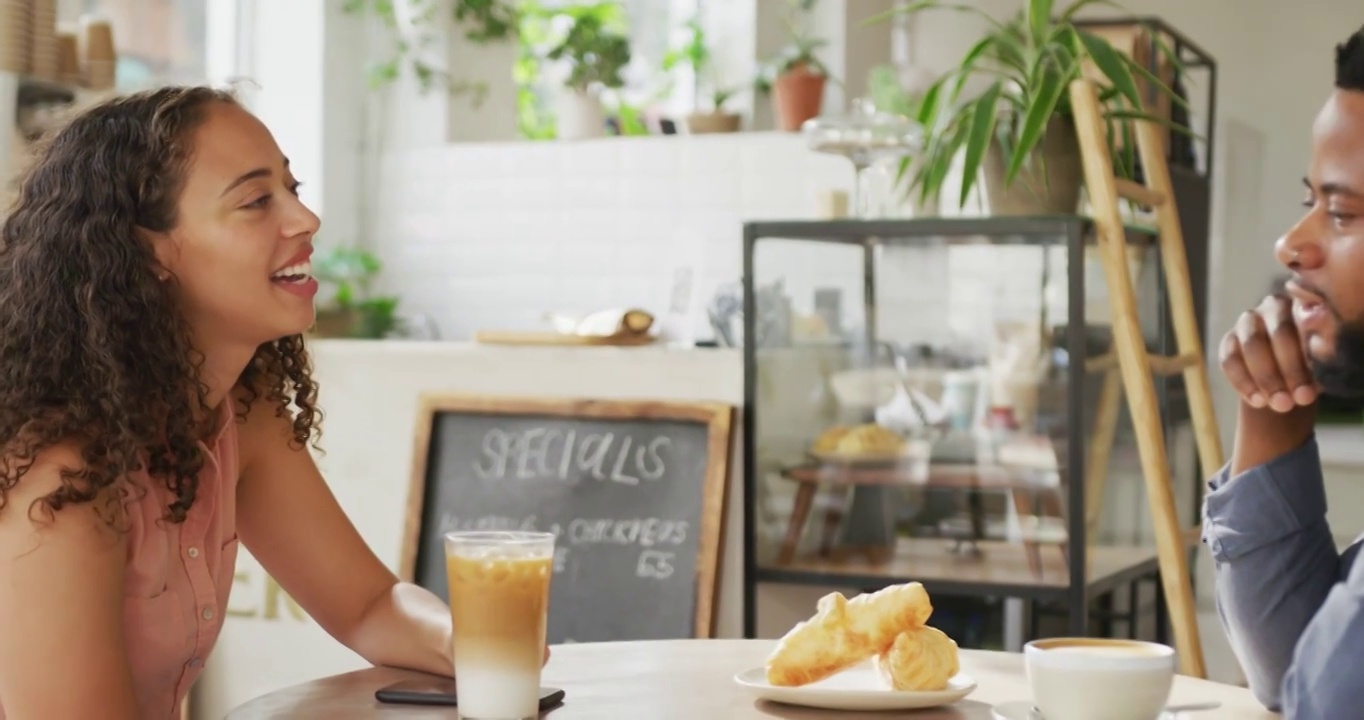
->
0, 87, 468, 719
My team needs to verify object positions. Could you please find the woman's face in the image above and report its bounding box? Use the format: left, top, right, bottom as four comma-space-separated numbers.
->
151, 101, 320, 350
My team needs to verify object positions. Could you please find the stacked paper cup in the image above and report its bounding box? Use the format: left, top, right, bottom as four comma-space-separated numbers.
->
79, 14, 115, 90
0, 0, 30, 74
28, 0, 57, 80
56, 30, 79, 85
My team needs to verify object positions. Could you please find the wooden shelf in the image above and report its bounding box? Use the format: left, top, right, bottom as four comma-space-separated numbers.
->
781, 460, 1059, 491
756, 538, 1160, 599
17, 76, 75, 107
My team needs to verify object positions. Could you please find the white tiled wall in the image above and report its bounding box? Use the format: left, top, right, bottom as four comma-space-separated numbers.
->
371, 131, 1096, 344
373, 132, 833, 340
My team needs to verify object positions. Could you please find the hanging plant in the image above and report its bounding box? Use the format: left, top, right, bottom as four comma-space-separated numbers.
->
343, 0, 521, 104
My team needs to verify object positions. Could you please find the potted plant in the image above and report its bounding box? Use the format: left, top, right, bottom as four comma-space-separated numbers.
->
880, 0, 1190, 215
312, 246, 401, 340
342, 0, 520, 103
663, 16, 742, 134
757, 0, 831, 132
544, 2, 631, 140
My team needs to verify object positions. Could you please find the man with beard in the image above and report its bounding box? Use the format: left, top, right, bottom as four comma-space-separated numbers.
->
1205, 24, 1364, 719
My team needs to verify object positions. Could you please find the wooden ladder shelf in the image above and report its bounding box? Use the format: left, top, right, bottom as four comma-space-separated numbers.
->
1069, 77, 1225, 679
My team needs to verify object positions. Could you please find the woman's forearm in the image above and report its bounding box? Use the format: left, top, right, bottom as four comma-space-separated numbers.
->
348, 581, 454, 676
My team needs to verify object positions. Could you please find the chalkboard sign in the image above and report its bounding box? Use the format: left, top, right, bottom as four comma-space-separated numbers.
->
400, 395, 733, 643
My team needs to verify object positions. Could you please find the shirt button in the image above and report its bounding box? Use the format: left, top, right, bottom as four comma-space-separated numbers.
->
202, 607, 215, 621
187, 547, 200, 559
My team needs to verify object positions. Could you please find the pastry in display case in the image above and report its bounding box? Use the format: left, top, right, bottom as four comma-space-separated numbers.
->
808, 422, 922, 464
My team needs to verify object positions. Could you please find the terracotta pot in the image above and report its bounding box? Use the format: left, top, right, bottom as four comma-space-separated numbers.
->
980, 115, 1083, 216
686, 111, 741, 134
772, 63, 826, 132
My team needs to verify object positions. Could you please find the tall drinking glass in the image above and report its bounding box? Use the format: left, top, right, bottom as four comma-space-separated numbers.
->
445, 531, 555, 720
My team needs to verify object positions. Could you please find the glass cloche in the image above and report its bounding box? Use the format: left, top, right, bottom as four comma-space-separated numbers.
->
803, 98, 924, 218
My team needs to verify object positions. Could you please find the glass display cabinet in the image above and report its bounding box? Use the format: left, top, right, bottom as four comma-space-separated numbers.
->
739, 217, 1204, 648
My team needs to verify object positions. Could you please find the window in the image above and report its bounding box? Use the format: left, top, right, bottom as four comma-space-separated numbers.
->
518, 0, 712, 138
56, 0, 209, 89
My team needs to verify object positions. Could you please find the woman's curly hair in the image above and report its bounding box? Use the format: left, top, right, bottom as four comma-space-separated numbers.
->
0, 86, 321, 525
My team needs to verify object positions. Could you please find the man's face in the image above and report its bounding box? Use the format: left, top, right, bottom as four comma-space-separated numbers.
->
1280, 89, 1364, 396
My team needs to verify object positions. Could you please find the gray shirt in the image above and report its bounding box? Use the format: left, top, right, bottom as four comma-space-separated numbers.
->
1202, 435, 1364, 719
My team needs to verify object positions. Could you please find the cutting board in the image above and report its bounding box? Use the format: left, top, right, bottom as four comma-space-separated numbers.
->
473, 330, 657, 347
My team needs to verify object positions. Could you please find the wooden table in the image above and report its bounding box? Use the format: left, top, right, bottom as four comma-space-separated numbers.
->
225, 639, 1276, 719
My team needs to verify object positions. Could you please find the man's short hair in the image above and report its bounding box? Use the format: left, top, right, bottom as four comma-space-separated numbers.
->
1337, 25, 1364, 90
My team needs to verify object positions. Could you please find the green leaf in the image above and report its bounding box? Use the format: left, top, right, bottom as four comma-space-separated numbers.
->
958, 35, 999, 77
1059, 0, 1128, 23
1006, 56, 1070, 184
916, 76, 945, 127
1117, 52, 1191, 111
959, 82, 1004, 207
866, 0, 1012, 36
988, 27, 1032, 78
1104, 113, 1131, 178
1077, 30, 1141, 108
945, 63, 1023, 106
367, 59, 400, 88
931, 120, 972, 205
1027, 0, 1053, 48
1134, 20, 1192, 80
1121, 117, 1136, 180
1103, 109, 1204, 139
918, 113, 969, 204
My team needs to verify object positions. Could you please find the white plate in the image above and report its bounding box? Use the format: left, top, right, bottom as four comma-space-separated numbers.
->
733, 660, 977, 711
991, 700, 1198, 720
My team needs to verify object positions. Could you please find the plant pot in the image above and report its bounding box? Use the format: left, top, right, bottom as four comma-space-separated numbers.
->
312, 307, 358, 338
980, 115, 1084, 216
555, 89, 606, 141
772, 64, 826, 132
686, 111, 741, 134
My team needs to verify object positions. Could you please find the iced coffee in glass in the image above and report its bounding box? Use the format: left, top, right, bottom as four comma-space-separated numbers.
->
445, 531, 554, 720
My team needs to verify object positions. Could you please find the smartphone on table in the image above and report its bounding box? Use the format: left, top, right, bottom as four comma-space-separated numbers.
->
374, 677, 566, 710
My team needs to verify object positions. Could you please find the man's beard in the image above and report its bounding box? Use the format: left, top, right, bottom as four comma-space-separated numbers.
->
1311, 319, 1364, 398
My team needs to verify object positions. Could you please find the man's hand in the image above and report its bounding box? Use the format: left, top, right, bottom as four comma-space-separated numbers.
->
1219, 294, 1320, 412
1218, 294, 1319, 474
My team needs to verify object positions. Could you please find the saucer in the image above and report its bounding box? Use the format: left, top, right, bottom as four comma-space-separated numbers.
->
992, 700, 1184, 720
734, 660, 976, 711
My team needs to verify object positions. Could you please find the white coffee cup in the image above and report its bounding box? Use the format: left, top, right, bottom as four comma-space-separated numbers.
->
1024, 638, 1176, 720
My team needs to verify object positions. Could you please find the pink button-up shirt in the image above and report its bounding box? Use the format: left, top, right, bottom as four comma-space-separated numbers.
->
1, 401, 240, 720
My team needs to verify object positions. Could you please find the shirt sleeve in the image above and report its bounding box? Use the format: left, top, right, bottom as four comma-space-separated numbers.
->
1279, 557, 1364, 720
1202, 436, 1340, 712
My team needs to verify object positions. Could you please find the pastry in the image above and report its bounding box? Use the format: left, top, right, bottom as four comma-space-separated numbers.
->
811, 425, 850, 454
834, 423, 904, 455
874, 624, 960, 691
811, 423, 905, 457
764, 582, 933, 687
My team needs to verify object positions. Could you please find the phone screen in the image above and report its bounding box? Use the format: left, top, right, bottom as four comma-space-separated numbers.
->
374, 678, 565, 710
